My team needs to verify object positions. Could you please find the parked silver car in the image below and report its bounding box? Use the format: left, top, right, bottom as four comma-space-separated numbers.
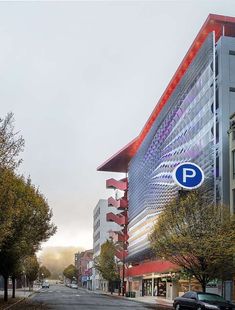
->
70, 283, 78, 289
42, 281, 50, 288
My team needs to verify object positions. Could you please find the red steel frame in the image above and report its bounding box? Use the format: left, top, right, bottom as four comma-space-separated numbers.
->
97, 14, 235, 173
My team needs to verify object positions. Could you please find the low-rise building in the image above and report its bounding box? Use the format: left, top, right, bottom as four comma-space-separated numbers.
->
93, 199, 120, 291
74, 249, 93, 287
228, 113, 235, 301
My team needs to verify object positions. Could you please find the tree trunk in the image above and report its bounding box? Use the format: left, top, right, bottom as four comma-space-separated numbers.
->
12, 276, 16, 298
202, 283, 206, 292
201, 276, 206, 292
3, 276, 8, 302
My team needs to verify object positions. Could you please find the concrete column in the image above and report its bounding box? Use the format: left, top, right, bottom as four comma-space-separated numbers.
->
152, 273, 154, 297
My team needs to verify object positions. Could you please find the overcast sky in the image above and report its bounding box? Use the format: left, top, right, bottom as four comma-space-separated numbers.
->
1, 0, 235, 250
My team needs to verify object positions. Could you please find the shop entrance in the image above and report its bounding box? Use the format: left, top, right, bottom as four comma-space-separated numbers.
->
154, 278, 167, 297
142, 279, 152, 296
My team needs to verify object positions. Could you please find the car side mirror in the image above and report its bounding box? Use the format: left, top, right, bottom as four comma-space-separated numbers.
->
191, 297, 197, 300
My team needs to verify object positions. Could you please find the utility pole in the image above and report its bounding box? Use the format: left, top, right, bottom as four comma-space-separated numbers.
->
122, 225, 127, 296
122, 242, 125, 296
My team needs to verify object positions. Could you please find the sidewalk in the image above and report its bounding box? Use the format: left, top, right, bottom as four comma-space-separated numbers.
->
0, 286, 41, 299
91, 289, 173, 308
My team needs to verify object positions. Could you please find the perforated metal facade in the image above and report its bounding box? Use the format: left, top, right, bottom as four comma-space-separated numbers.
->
128, 34, 216, 260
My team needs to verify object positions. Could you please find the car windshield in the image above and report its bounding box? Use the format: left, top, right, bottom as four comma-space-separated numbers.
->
198, 293, 225, 302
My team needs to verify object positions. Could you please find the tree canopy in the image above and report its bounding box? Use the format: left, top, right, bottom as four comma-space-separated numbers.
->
0, 169, 56, 300
0, 112, 24, 170
0, 113, 56, 301
63, 264, 78, 281
39, 265, 51, 280
24, 255, 40, 290
95, 240, 120, 283
0, 169, 57, 257
149, 190, 235, 292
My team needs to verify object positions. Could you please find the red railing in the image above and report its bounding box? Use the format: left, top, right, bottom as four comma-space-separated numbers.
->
109, 230, 129, 243
108, 196, 128, 210
115, 249, 128, 260
106, 212, 128, 226
106, 178, 128, 191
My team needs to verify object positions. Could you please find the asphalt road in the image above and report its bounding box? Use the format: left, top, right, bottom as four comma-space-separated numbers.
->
28, 284, 166, 310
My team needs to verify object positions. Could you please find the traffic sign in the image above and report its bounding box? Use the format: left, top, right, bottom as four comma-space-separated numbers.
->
172, 162, 204, 189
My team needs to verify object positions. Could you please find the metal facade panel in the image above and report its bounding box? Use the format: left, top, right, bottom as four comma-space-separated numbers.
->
128, 34, 215, 260
97, 15, 235, 173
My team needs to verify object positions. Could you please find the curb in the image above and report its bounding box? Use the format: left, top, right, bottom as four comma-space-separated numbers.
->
82, 288, 173, 309
0, 289, 39, 310
104, 294, 173, 308
1, 298, 25, 310
28, 290, 38, 299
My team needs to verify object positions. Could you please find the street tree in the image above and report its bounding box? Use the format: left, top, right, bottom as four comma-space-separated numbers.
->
0, 169, 57, 301
39, 265, 51, 281
0, 112, 25, 249
149, 190, 235, 292
24, 255, 40, 290
95, 240, 120, 291
0, 113, 56, 301
0, 169, 27, 300
0, 112, 24, 170
63, 264, 78, 282
0, 168, 19, 248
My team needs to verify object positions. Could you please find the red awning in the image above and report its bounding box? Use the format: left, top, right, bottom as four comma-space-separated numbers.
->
126, 260, 179, 277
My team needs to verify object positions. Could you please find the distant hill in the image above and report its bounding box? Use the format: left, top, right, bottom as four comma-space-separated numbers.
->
38, 246, 84, 279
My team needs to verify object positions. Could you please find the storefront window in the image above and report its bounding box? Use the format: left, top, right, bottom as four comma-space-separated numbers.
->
153, 278, 167, 297
142, 279, 152, 296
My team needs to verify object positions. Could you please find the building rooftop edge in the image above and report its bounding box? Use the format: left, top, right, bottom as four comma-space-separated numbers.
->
97, 14, 235, 173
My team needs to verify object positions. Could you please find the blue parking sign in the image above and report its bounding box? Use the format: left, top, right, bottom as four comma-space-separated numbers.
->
172, 162, 204, 189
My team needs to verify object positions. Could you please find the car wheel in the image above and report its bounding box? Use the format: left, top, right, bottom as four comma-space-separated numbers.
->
196, 307, 202, 310
175, 304, 181, 310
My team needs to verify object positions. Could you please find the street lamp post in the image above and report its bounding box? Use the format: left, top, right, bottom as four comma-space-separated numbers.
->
122, 239, 126, 296
122, 260, 125, 296
23, 271, 26, 296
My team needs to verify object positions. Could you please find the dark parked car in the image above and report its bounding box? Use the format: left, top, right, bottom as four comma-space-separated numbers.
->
173, 291, 235, 310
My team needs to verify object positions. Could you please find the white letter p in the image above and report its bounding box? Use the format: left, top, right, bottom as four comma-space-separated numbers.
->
183, 168, 196, 183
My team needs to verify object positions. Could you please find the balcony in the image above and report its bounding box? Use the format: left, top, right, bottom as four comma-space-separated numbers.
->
106, 178, 128, 191
108, 196, 128, 210
109, 230, 129, 243
106, 212, 128, 226
115, 249, 128, 260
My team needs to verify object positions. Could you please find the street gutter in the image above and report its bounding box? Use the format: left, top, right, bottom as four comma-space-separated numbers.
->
0, 290, 38, 310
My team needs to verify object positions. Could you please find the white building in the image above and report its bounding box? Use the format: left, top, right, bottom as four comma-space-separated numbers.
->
229, 113, 235, 216
93, 199, 120, 291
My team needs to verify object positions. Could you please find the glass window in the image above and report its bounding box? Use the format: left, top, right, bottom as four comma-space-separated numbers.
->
232, 130, 235, 140
215, 88, 219, 110
216, 121, 219, 144
232, 150, 235, 179
215, 54, 218, 77
183, 292, 192, 298
190, 292, 197, 299
233, 189, 235, 214
198, 293, 225, 302
216, 156, 219, 178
